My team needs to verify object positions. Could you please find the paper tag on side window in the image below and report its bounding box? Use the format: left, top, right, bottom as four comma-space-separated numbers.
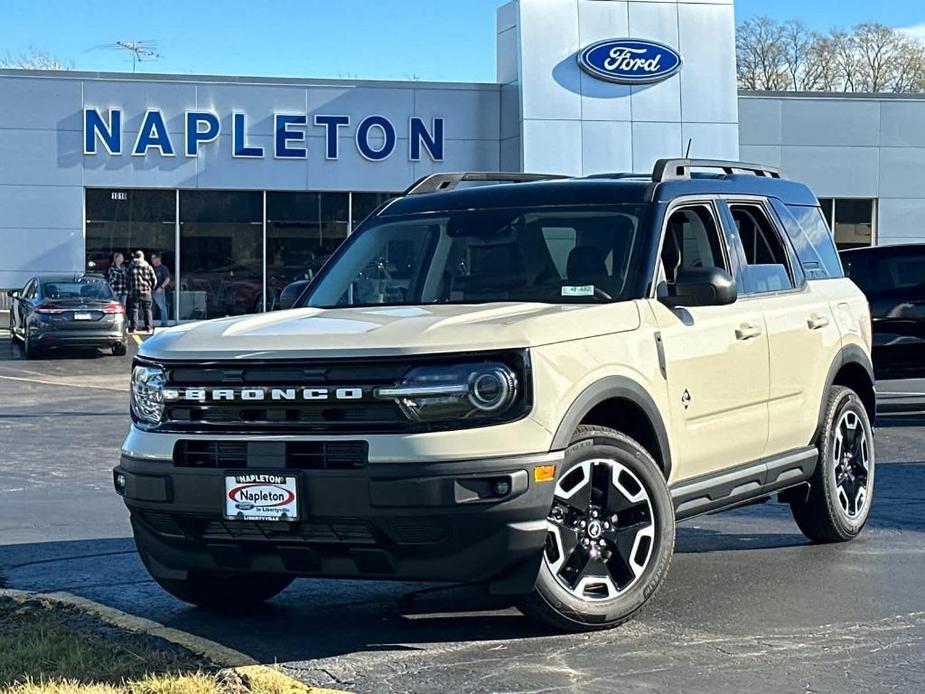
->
561, 285, 595, 297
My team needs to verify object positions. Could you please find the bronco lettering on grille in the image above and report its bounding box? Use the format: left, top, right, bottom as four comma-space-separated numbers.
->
162, 387, 366, 402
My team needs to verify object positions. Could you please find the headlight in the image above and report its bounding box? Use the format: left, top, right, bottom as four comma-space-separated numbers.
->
131, 364, 167, 425
377, 361, 521, 423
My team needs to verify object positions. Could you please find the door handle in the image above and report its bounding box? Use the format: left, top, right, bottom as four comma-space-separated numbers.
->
807, 313, 830, 330
735, 322, 763, 340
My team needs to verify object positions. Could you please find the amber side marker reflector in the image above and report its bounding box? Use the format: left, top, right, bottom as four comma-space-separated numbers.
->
534, 465, 556, 482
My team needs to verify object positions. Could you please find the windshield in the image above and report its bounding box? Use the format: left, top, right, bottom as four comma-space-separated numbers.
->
42, 278, 114, 300
303, 205, 647, 308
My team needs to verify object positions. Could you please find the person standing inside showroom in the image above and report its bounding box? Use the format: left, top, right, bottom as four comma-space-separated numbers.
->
107, 252, 128, 308
151, 252, 172, 327
127, 250, 157, 333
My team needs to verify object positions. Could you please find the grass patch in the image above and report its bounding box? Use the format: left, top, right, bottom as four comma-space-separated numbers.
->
0, 597, 327, 694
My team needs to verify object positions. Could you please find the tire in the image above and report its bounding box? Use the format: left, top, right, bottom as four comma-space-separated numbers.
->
147, 568, 294, 611
8, 313, 19, 343
112, 342, 127, 356
23, 330, 39, 359
518, 425, 675, 632
790, 386, 875, 543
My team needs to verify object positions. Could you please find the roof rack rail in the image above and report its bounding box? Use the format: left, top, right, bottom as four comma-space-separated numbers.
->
404, 171, 569, 196
652, 158, 783, 182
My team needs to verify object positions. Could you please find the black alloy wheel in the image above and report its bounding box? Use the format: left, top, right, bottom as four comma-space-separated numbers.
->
790, 385, 875, 542
831, 407, 871, 520
544, 458, 655, 601
519, 426, 674, 631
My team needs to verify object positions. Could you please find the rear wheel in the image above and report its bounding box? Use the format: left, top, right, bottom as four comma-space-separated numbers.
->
112, 342, 127, 356
790, 386, 875, 542
518, 425, 674, 631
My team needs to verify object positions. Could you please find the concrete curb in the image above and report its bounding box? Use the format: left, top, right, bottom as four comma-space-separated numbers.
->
0, 588, 352, 694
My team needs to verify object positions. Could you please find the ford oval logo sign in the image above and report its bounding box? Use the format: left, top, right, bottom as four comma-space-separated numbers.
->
578, 38, 682, 85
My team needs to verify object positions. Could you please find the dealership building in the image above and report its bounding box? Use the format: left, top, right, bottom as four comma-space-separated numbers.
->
2, 0, 924, 319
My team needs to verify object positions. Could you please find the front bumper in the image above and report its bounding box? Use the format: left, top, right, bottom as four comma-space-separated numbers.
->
114, 450, 562, 594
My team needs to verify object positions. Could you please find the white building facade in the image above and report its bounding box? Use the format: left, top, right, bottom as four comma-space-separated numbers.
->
0, 0, 917, 316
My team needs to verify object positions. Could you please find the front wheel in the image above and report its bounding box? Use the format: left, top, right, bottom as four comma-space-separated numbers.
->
789, 386, 875, 542
518, 425, 675, 631
112, 342, 127, 356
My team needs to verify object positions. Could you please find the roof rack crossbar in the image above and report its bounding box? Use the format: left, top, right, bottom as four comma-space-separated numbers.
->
404, 171, 569, 196
652, 158, 783, 182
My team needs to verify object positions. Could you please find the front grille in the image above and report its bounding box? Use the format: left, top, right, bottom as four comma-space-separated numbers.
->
173, 440, 368, 470
158, 359, 409, 433
164, 402, 403, 426
138, 351, 532, 434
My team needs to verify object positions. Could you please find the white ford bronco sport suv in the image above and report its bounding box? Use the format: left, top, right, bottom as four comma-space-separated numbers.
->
116, 159, 875, 631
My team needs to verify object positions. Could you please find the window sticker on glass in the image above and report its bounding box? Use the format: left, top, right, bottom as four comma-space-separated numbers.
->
562, 285, 595, 297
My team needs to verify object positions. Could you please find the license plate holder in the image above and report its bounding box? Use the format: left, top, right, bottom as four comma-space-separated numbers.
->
74, 312, 93, 321
224, 472, 299, 522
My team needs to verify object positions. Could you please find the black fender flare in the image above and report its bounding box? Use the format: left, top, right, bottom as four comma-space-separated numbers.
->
550, 376, 673, 479
816, 344, 876, 440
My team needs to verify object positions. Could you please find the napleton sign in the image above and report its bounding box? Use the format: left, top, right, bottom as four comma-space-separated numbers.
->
83, 108, 446, 162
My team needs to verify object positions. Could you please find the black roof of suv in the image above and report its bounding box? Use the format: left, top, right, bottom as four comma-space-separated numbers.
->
383, 159, 819, 217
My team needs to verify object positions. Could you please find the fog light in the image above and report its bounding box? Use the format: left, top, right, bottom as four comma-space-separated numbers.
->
114, 472, 126, 494
493, 479, 512, 497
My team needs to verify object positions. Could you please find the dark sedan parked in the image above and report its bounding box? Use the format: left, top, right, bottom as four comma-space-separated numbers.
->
841, 244, 925, 379
7, 274, 128, 358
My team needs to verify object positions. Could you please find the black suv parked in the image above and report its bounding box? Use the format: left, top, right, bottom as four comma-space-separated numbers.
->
841, 244, 925, 379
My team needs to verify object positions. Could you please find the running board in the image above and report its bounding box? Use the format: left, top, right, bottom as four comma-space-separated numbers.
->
670, 447, 817, 521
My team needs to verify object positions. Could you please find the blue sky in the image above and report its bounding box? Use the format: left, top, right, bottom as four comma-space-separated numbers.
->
2, 0, 923, 82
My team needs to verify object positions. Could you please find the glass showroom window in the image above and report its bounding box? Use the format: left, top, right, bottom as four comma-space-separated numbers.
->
818, 198, 876, 250
178, 191, 263, 320
85, 189, 176, 321
352, 192, 397, 231
266, 192, 349, 309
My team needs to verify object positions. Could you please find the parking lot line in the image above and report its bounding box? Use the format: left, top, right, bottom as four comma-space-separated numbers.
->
0, 374, 126, 392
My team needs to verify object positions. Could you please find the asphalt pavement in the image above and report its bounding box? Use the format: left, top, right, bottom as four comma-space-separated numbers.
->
1, 327, 923, 693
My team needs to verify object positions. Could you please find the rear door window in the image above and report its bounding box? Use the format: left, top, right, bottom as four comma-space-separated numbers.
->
772, 201, 844, 279
728, 203, 797, 295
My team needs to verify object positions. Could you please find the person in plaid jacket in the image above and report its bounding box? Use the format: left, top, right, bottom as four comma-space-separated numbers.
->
107, 252, 128, 307
127, 250, 158, 333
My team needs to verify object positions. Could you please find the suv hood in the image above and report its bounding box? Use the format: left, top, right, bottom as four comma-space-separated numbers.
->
139, 302, 641, 361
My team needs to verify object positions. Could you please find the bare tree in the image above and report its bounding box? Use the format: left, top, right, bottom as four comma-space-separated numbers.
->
853, 23, 904, 91
0, 47, 71, 70
736, 16, 787, 90
779, 20, 817, 90
737, 18, 925, 93
891, 40, 925, 92
808, 35, 840, 91
829, 29, 861, 92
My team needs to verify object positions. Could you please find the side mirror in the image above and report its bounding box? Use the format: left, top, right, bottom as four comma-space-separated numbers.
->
661, 267, 737, 308
276, 280, 310, 310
